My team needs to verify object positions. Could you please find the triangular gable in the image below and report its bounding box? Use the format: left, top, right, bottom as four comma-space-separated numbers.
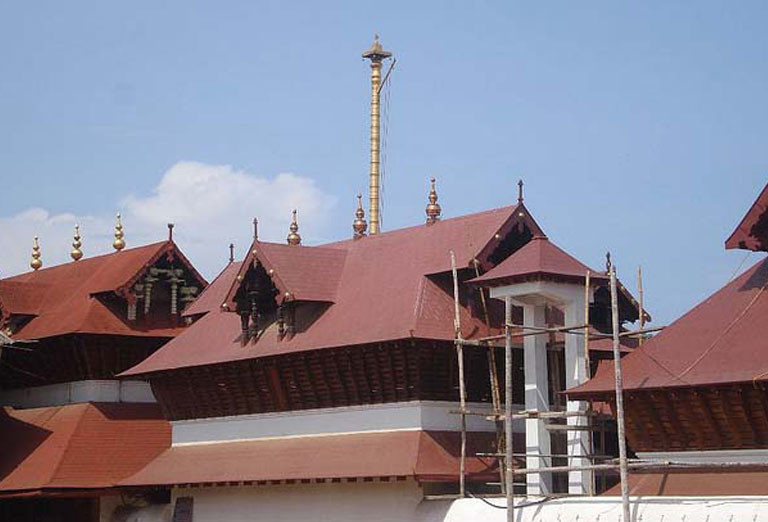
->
473, 202, 545, 272
223, 241, 347, 313
726, 182, 768, 252
91, 241, 207, 299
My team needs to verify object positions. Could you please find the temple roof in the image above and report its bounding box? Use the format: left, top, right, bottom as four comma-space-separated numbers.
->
223, 242, 348, 306
122, 204, 541, 376
0, 241, 206, 340
0, 402, 170, 495
468, 235, 608, 286
120, 430, 497, 486
568, 255, 768, 397
726, 182, 768, 252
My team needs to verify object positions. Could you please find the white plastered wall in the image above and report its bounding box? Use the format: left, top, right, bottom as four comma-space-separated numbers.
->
172, 480, 452, 522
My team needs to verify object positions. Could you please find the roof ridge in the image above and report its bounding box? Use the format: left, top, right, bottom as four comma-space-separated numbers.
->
1, 241, 169, 282
40, 403, 91, 488
321, 204, 517, 248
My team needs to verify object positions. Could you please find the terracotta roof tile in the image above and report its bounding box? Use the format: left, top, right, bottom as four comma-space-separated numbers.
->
122, 207, 524, 375
182, 261, 242, 318
0, 242, 206, 340
603, 470, 768, 496
469, 235, 606, 286
568, 256, 768, 397
120, 430, 497, 486
0, 403, 170, 493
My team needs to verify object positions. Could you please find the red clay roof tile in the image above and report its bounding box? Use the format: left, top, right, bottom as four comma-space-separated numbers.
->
469, 235, 606, 286
120, 430, 497, 486
0, 403, 170, 493
568, 256, 768, 397
0, 241, 206, 340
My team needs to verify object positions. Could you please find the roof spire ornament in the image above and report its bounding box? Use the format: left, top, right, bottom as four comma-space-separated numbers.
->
286, 209, 301, 246
113, 213, 125, 251
229, 243, 235, 264
605, 251, 612, 272
518, 179, 524, 204
71, 225, 83, 261
30, 236, 43, 271
167, 223, 174, 242
353, 194, 368, 239
425, 177, 442, 225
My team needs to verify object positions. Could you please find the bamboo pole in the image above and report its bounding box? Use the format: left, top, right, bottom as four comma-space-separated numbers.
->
610, 266, 631, 522
637, 266, 645, 347
583, 270, 594, 495
474, 260, 506, 493
504, 295, 514, 522
450, 251, 466, 497
584, 271, 591, 378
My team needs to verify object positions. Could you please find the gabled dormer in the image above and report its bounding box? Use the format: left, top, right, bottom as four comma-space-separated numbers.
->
222, 240, 347, 342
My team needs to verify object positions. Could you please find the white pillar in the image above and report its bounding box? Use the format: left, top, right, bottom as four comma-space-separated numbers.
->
564, 299, 592, 494
523, 303, 552, 495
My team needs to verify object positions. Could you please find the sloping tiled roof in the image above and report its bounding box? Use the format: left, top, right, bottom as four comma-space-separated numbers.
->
0, 241, 206, 340
469, 235, 607, 286
568, 256, 768, 397
182, 261, 242, 318
224, 242, 348, 305
603, 470, 768, 496
121, 430, 498, 486
726, 182, 768, 252
122, 206, 528, 375
0, 403, 170, 494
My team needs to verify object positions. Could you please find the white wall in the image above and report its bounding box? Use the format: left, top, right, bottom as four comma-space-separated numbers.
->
172, 400, 525, 446
173, 480, 442, 522
443, 496, 768, 521
169, 482, 768, 522
0, 380, 155, 409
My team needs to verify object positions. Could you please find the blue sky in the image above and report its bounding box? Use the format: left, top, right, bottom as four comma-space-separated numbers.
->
1, 1, 766, 326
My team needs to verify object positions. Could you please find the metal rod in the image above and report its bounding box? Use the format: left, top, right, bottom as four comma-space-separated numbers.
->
450, 251, 466, 498
610, 266, 631, 522
377, 58, 397, 95
504, 295, 514, 522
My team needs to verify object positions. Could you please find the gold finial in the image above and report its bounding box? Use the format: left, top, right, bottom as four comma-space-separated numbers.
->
30, 236, 43, 271
286, 209, 301, 246
71, 225, 83, 261
425, 177, 442, 225
113, 213, 125, 251
353, 194, 368, 239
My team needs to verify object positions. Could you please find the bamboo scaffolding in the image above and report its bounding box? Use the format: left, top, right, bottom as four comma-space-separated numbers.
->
504, 295, 514, 522
637, 266, 645, 347
610, 266, 631, 522
474, 259, 506, 493
449, 251, 467, 498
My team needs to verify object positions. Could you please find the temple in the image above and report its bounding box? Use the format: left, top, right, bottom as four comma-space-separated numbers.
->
0, 222, 206, 521
3, 34, 768, 522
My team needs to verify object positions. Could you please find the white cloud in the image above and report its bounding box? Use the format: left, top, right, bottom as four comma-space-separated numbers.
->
0, 161, 337, 280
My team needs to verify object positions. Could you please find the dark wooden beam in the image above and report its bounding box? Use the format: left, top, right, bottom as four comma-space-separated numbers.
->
661, 390, 692, 448
692, 389, 724, 448
736, 385, 761, 445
